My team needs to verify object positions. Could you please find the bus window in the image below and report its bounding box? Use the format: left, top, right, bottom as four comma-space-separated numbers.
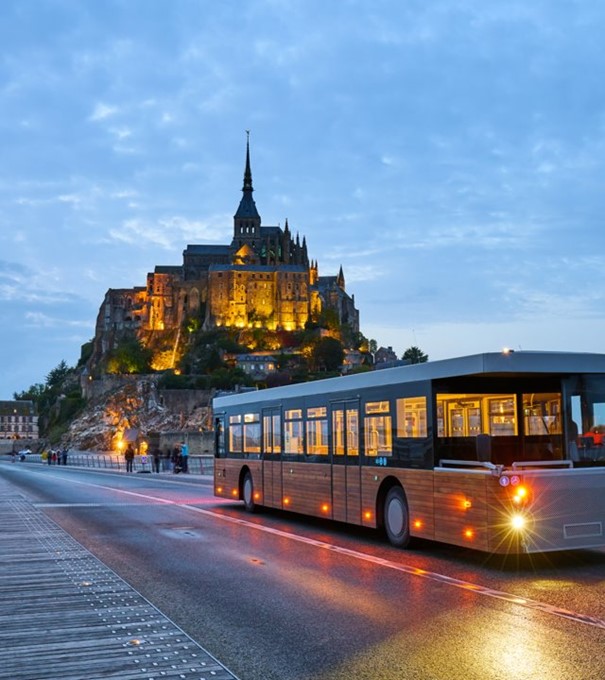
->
568, 376, 605, 460
523, 393, 561, 434
284, 409, 304, 454
436, 394, 517, 437
306, 407, 328, 455
229, 414, 242, 453
332, 405, 359, 456
263, 413, 281, 454
333, 409, 345, 456
396, 397, 427, 438
243, 413, 260, 454
488, 397, 517, 436
364, 401, 392, 457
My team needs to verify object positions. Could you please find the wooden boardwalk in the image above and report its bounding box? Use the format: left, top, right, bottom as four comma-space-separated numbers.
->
0, 479, 239, 680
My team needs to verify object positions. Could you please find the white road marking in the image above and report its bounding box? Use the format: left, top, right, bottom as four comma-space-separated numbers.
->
30, 471, 605, 631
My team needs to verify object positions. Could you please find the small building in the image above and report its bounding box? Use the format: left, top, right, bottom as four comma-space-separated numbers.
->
375, 346, 398, 364
0, 400, 39, 439
234, 353, 277, 379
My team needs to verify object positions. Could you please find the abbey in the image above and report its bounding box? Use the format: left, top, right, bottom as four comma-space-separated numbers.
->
93, 139, 359, 363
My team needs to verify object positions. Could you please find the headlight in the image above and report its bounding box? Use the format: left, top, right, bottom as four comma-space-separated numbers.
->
510, 513, 527, 530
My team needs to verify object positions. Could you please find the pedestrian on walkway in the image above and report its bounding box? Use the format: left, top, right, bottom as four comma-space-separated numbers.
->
180, 442, 189, 474
61, 448, 68, 465
125, 444, 135, 473
152, 447, 161, 473
172, 445, 181, 473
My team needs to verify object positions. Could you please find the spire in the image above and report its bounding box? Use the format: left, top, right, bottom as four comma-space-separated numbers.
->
242, 130, 253, 194
234, 130, 260, 222
337, 265, 345, 290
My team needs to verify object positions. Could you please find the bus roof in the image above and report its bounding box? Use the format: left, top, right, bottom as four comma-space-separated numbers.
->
212, 350, 605, 409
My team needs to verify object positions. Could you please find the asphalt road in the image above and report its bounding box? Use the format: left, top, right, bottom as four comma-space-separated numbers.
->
2, 460, 604, 680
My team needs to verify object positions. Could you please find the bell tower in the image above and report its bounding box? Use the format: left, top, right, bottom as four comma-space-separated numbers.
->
233, 131, 261, 247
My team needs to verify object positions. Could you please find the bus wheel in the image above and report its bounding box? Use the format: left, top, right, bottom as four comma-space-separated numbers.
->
242, 471, 258, 513
384, 486, 410, 548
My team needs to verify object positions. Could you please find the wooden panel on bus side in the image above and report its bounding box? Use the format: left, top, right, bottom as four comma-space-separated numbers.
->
262, 460, 283, 509
433, 471, 490, 551
214, 460, 262, 503
332, 466, 347, 522
331, 465, 362, 525
360, 468, 435, 539
282, 462, 332, 518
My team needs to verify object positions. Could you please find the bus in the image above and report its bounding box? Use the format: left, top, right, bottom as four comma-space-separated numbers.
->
213, 351, 605, 554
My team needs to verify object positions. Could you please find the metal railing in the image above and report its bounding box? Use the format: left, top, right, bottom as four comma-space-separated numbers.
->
4, 451, 214, 475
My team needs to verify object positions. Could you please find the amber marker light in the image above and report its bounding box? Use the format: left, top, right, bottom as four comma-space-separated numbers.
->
413, 519, 423, 530
463, 499, 472, 510
512, 485, 529, 505
216, 486, 223, 494
283, 497, 291, 506
254, 492, 261, 501
364, 510, 373, 521
464, 528, 474, 539
231, 488, 238, 497
321, 503, 330, 514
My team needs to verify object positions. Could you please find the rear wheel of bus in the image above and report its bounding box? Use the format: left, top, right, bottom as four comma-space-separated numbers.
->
384, 486, 410, 548
242, 470, 259, 513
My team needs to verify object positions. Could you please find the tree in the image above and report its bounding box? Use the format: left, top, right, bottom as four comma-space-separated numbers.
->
402, 346, 428, 364
311, 337, 345, 372
46, 360, 71, 388
106, 337, 152, 374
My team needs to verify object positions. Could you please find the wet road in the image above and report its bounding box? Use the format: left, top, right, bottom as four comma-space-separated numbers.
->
2, 461, 604, 680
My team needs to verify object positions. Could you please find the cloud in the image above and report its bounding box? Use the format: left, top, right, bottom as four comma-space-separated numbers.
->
89, 102, 119, 121
108, 215, 232, 249
24, 312, 91, 329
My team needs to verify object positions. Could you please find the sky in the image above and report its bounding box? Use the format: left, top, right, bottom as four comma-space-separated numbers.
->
2, 0, 605, 397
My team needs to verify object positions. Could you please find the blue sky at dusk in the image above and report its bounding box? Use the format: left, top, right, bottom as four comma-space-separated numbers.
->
2, 0, 605, 396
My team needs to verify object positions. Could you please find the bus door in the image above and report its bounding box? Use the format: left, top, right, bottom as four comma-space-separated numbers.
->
331, 400, 361, 523
214, 414, 226, 458
262, 408, 282, 507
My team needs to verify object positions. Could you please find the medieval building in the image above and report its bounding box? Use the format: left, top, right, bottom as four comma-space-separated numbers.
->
92, 138, 359, 367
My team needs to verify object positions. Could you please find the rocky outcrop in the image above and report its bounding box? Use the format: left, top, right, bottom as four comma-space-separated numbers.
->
66, 378, 212, 452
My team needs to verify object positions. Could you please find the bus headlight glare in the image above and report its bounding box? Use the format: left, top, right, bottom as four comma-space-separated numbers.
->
510, 514, 526, 530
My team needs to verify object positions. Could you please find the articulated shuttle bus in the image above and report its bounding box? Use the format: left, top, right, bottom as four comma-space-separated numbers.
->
213, 351, 605, 554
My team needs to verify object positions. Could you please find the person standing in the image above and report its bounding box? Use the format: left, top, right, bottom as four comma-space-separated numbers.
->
61, 448, 68, 466
152, 447, 161, 473
125, 444, 135, 473
180, 442, 189, 474
172, 445, 181, 473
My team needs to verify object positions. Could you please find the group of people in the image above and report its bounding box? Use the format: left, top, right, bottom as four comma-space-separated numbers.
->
46, 448, 68, 465
123, 442, 189, 474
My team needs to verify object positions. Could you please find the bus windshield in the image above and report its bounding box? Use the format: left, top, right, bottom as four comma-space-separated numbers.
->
436, 390, 563, 466
567, 374, 605, 464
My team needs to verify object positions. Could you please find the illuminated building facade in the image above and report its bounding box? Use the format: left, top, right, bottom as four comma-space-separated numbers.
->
0, 400, 39, 439
93, 138, 358, 362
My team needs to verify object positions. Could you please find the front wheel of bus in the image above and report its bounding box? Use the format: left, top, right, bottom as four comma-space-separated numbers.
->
384, 487, 410, 548
242, 471, 258, 513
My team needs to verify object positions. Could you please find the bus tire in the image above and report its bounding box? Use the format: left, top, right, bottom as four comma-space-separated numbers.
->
384, 486, 410, 548
242, 471, 258, 513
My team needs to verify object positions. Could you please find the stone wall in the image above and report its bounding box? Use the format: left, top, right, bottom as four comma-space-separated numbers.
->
156, 431, 215, 456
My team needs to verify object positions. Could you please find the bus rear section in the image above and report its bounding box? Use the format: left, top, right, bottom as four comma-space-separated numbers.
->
431, 461, 605, 554
505, 466, 605, 553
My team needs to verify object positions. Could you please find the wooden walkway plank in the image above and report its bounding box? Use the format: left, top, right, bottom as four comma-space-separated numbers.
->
0, 481, 240, 680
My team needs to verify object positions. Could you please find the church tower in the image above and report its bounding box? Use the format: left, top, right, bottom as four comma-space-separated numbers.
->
233, 132, 261, 247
